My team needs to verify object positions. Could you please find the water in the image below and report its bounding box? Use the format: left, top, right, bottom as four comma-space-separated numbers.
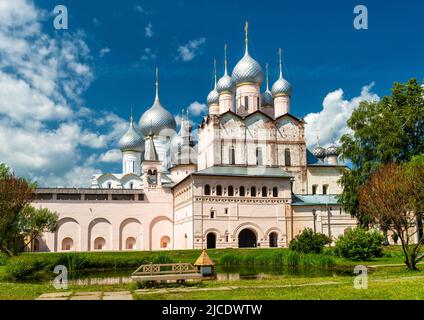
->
64, 265, 357, 286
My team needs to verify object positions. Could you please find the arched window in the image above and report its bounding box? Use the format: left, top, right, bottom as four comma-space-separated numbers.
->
228, 186, 234, 196
204, 184, 211, 195
126, 237, 136, 250
130, 182, 134, 190
216, 185, 222, 196
160, 236, 170, 249
285, 148, 291, 166
62, 237, 73, 251
229, 146, 236, 165
262, 187, 267, 197
94, 237, 106, 250
312, 185, 318, 195
257, 97, 260, 109
239, 186, 245, 197
269, 232, 278, 247
273, 187, 278, 197
323, 185, 328, 195
244, 96, 249, 110
250, 186, 256, 197
107, 182, 112, 189
256, 147, 263, 166
210, 210, 216, 219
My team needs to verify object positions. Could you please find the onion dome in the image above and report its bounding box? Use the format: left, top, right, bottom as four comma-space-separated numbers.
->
271, 48, 292, 97
119, 115, 144, 152
231, 21, 263, 86
139, 67, 177, 136
326, 144, 340, 157
311, 145, 326, 160
217, 44, 235, 94
261, 63, 274, 107
207, 59, 220, 106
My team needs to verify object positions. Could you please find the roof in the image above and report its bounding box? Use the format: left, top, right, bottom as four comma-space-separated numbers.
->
193, 166, 292, 178
291, 194, 340, 206
194, 250, 215, 266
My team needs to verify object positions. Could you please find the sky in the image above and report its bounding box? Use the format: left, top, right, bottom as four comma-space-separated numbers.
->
0, 0, 423, 187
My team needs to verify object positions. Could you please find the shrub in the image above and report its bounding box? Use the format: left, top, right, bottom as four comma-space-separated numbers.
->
289, 228, 331, 254
335, 227, 384, 261
0, 253, 8, 266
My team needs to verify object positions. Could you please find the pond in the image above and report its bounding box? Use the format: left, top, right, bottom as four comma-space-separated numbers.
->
62, 265, 358, 286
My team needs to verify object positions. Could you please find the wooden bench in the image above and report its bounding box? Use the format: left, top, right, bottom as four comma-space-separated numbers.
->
131, 263, 202, 282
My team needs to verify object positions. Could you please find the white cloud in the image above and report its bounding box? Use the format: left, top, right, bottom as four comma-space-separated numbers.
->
134, 5, 151, 15
0, 0, 126, 187
140, 47, 156, 61
177, 37, 206, 62
174, 114, 182, 127
99, 149, 122, 163
145, 23, 153, 38
99, 47, 111, 57
304, 83, 380, 148
187, 101, 208, 116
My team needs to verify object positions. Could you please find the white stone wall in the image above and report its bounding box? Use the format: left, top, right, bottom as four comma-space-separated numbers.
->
307, 166, 344, 195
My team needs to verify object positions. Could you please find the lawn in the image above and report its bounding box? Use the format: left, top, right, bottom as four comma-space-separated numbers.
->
0, 246, 421, 300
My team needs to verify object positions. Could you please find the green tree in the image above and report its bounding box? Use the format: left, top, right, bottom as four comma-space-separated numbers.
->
359, 163, 424, 270
339, 79, 424, 227
0, 171, 58, 256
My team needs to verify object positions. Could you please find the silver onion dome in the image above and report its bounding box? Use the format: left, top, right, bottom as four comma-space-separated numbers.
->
326, 144, 340, 157
119, 116, 144, 152
139, 68, 177, 137
232, 53, 263, 85
217, 44, 235, 94
217, 74, 235, 94
311, 145, 326, 160
207, 88, 219, 106
271, 77, 292, 97
231, 22, 263, 85
261, 89, 273, 107
207, 59, 220, 106
271, 48, 292, 97
261, 63, 274, 107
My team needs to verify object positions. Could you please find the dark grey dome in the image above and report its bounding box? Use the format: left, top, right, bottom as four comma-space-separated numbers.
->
326, 144, 340, 157
311, 145, 326, 159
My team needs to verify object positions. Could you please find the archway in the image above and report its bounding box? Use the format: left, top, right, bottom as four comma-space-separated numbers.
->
269, 232, 278, 247
238, 229, 257, 248
206, 233, 216, 249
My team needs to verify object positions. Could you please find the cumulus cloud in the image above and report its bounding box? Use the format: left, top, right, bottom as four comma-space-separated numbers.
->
145, 23, 154, 38
187, 101, 207, 116
99, 149, 122, 163
304, 83, 380, 148
134, 5, 151, 15
0, 0, 126, 187
177, 37, 206, 62
140, 47, 156, 61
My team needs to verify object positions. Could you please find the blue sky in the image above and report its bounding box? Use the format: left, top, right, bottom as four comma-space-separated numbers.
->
1, 0, 423, 186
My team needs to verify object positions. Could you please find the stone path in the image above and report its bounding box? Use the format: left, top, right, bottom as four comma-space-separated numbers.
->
36, 291, 133, 300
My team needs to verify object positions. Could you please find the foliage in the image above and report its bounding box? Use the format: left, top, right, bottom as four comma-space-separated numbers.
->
334, 227, 384, 261
289, 228, 331, 254
339, 79, 424, 226
359, 163, 424, 270
0, 171, 57, 256
218, 250, 335, 268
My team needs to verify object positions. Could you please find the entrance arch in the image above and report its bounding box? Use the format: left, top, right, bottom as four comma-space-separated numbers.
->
269, 232, 278, 247
206, 233, 216, 249
238, 229, 257, 248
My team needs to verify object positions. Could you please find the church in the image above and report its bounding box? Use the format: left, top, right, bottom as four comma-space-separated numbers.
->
31, 23, 357, 253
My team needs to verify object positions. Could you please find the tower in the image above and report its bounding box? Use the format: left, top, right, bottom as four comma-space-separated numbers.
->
207, 60, 219, 115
